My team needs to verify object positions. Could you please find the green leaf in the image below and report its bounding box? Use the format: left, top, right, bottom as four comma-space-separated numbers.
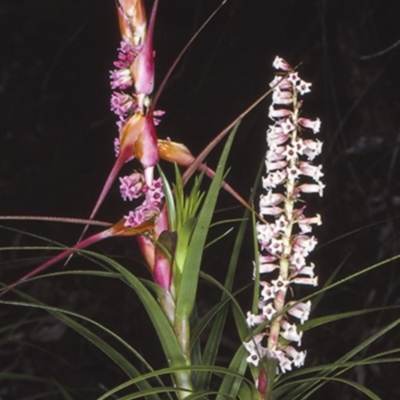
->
175, 122, 239, 321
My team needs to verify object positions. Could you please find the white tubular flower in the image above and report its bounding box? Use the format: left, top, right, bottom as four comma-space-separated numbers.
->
244, 56, 323, 375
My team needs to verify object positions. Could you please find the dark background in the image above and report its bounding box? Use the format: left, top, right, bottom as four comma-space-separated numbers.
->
1, 0, 400, 399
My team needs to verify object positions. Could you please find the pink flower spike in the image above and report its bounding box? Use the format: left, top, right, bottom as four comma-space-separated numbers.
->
299, 117, 321, 134
272, 56, 292, 71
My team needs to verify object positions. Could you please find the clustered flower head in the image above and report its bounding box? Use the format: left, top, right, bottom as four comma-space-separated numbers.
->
244, 56, 323, 375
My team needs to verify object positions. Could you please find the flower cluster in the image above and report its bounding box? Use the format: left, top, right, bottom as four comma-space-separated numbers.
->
243, 56, 323, 374
110, 0, 165, 230
123, 176, 164, 228
110, 0, 163, 153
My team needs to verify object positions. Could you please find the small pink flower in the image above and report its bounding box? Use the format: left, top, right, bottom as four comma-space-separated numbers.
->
280, 321, 302, 345
272, 88, 293, 105
285, 346, 306, 367
271, 276, 290, 293
296, 79, 312, 95
280, 118, 296, 134
258, 256, 279, 274
298, 161, 324, 182
291, 276, 318, 286
262, 303, 277, 320
246, 311, 266, 327
269, 105, 291, 119
110, 68, 133, 89
298, 182, 325, 197
287, 301, 311, 324
260, 281, 276, 301
119, 172, 145, 201
299, 117, 321, 134
272, 56, 293, 71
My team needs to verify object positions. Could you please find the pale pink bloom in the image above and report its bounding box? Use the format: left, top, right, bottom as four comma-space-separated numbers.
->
268, 347, 293, 373
274, 215, 289, 232
260, 205, 283, 216
287, 166, 300, 180
289, 252, 306, 270
287, 301, 312, 324
299, 117, 321, 134
267, 125, 289, 146
265, 159, 288, 172
272, 88, 293, 105
269, 75, 292, 90
259, 191, 285, 207
268, 237, 284, 256
293, 235, 318, 254
301, 139, 323, 160
258, 256, 279, 274
296, 264, 316, 279
288, 72, 299, 85
298, 161, 324, 182
257, 223, 276, 250
271, 276, 290, 293
293, 138, 306, 155
296, 79, 312, 95
292, 276, 318, 286
282, 145, 298, 162
262, 169, 287, 189
285, 346, 306, 367
297, 214, 322, 233
266, 145, 286, 161
280, 321, 303, 345
260, 281, 276, 301
272, 56, 292, 71
269, 105, 291, 119
280, 118, 296, 134
298, 182, 325, 197
262, 303, 277, 320
243, 334, 266, 367
246, 311, 266, 327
